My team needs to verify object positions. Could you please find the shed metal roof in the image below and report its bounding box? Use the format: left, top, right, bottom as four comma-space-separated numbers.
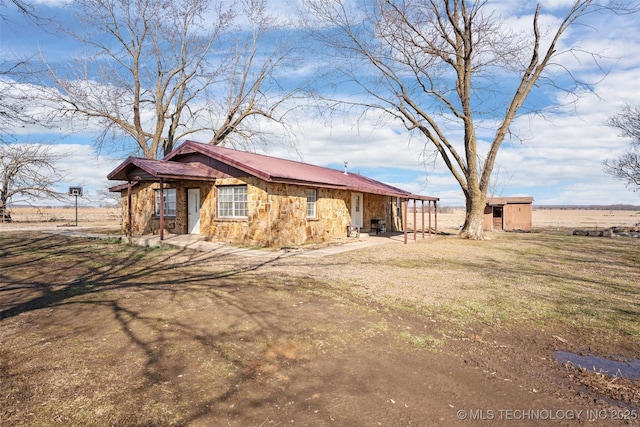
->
487, 197, 534, 206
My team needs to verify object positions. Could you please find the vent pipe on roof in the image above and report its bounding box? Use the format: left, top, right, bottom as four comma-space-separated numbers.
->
343, 161, 348, 175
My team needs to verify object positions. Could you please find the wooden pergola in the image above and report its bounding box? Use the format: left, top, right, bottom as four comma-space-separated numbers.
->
402, 195, 439, 244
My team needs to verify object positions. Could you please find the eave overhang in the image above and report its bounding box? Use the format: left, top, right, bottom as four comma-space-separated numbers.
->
107, 156, 221, 182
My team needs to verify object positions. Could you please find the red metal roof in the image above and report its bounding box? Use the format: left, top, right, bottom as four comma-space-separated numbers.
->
167, 140, 437, 200
487, 197, 534, 206
108, 140, 438, 200
107, 157, 225, 182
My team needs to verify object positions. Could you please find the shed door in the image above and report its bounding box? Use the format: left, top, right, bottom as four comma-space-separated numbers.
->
188, 188, 200, 234
351, 193, 363, 229
492, 206, 503, 231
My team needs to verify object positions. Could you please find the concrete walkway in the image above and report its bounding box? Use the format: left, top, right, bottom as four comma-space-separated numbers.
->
128, 232, 413, 258
47, 228, 415, 258
1, 223, 435, 258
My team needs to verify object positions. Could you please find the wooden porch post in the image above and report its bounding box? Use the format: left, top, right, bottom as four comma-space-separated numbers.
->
428, 201, 432, 237
421, 200, 425, 239
413, 199, 417, 241
403, 198, 408, 244
159, 178, 164, 241
434, 201, 438, 235
127, 181, 132, 238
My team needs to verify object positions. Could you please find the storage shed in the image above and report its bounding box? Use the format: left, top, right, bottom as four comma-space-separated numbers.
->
483, 197, 534, 232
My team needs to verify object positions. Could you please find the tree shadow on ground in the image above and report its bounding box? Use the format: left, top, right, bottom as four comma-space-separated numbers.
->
0, 231, 325, 425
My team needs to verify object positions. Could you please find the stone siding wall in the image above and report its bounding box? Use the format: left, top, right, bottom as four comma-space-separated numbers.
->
362, 193, 395, 232
121, 182, 191, 235
120, 178, 402, 247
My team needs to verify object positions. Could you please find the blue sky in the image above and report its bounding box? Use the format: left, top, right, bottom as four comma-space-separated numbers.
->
1, 0, 640, 207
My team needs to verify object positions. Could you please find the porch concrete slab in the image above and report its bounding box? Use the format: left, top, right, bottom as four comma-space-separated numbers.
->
131, 233, 288, 258
129, 233, 404, 258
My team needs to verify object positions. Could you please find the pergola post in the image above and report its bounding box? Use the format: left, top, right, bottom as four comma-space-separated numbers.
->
421, 200, 425, 239
434, 201, 438, 235
428, 201, 432, 237
413, 199, 417, 241
403, 198, 408, 244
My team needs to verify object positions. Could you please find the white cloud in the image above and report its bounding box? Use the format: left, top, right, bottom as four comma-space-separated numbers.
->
260, 111, 427, 171
50, 145, 121, 206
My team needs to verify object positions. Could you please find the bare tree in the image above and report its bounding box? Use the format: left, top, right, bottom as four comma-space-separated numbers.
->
0, 143, 66, 221
303, 0, 635, 239
37, 0, 300, 159
603, 105, 640, 191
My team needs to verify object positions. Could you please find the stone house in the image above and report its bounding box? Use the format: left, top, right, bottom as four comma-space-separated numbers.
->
108, 140, 438, 247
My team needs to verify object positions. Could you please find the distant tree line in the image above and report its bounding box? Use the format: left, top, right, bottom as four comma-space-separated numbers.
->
534, 205, 640, 211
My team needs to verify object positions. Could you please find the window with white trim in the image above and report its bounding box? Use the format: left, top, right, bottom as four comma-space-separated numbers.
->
154, 188, 177, 217
218, 185, 248, 218
306, 189, 317, 218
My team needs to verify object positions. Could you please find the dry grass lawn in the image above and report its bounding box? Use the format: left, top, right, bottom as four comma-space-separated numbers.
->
273, 230, 640, 339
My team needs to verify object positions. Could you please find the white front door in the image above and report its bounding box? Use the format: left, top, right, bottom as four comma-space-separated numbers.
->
350, 192, 363, 229
187, 188, 200, 234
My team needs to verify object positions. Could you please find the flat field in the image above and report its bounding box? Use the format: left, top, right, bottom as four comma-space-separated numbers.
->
409, 207, 640, 232
4, 206, 640, 232
532, 208, 640, 229
3, 206, 119, 224
0, 224, 638, 426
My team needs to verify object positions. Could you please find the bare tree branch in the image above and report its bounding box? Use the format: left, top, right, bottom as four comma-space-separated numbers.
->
603, 150, 640, 190
1, 0, 36, 20
606, 104, 640, 144
604, 104, 640, 191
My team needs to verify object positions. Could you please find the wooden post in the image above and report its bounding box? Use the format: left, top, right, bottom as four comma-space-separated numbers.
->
421, 200, 425, 239
403, 198, 408, 244
159, 178, 164, 241
428, 201, 432, 237
413, 199, 417, 241
127, 181, 133, 238
434, 201, 438, 235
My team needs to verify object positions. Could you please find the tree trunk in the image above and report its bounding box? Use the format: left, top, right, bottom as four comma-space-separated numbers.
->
1, 188, 9, 223
460, 190, 486, 240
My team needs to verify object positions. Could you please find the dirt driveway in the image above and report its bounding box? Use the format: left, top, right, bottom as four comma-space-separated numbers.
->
1, 228, 639, 426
